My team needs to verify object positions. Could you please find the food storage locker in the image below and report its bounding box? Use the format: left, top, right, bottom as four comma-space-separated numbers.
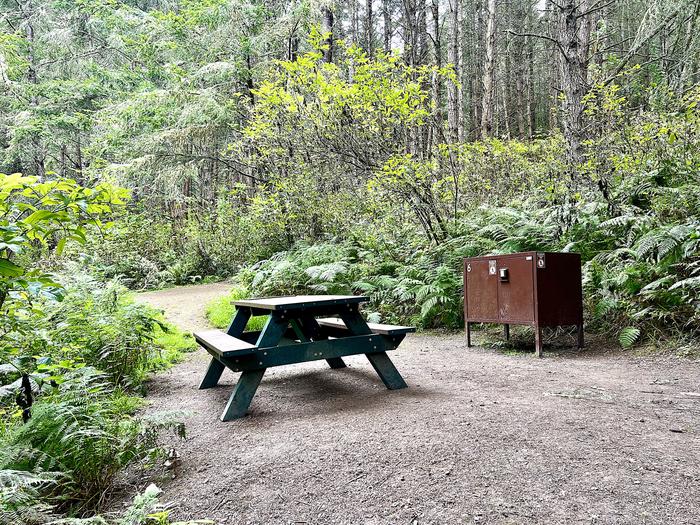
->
463, 252, 584, 356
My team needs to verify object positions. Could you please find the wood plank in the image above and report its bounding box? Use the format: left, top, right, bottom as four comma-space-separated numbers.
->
220, 334, 388, 370
232, 295, 369, 311
194, 330, 257, 357
316, 317, 416, 335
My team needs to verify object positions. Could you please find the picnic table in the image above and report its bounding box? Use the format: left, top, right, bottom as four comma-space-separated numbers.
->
194, 295, 414, 421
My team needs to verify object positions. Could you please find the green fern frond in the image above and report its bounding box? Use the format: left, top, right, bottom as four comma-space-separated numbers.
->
619, 326, 641, 348
668, 276, 700, 290
420, 296, 440, 317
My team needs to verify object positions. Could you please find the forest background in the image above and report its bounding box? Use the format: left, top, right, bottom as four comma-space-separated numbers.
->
1, 0, 699, 522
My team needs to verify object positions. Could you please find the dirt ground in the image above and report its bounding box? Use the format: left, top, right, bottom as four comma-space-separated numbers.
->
133, 284, 700, 525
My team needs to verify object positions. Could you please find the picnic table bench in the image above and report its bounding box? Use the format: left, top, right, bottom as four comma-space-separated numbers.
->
194, 295, 414, 421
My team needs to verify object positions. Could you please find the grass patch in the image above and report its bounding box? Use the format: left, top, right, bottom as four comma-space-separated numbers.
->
150, 320, 198, 371
205, 285, 268, 331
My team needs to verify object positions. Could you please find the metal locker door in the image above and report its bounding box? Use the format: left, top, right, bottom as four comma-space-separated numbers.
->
465, 259, 498, 322
497, 256, 535, 323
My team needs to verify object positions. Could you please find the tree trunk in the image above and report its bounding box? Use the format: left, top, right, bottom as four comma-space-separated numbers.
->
366, 0, 375, 57
526, 33, 535, 137
288, 30, 299, 60
431, 0, 442, 145
470, 0, 484, 138
350, 0, 359, 45
383, 0, 393, 52
557, 0, 591, 170
26, 12, 46, 178
75, 135, 83, 183
418, 0, 428, 66
447, 0, 460, 143
480, 0, 496, 138
322, 6, 335, 63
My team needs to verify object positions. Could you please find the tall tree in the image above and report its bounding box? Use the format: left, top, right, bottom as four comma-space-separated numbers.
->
480, 0, 497, 138
322, 5, 335, 62
446, 0, 461, 142
431, 0, 442, 141
366, 0, 375, 57
383, 0, 393, 52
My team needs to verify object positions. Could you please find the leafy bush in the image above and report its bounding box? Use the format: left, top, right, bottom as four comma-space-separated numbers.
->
1, 271, 195, 390
0, 272, 196, 522
0, 173, 200, 521
231, 177, 700, 343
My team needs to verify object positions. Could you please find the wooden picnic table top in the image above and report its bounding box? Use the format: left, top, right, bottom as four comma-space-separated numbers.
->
232, 295, 369, 311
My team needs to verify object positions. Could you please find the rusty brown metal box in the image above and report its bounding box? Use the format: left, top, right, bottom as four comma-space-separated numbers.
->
463, 251, 584, 356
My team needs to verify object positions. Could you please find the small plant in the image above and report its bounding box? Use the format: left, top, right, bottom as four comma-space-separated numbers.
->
619, 326, 641, 348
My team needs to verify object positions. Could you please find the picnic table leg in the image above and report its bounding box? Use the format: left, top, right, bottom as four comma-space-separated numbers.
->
227, 307, 252, 336
221, 368, 266, 421
199, 358, 226, 390
297, 314, 347, 369
366, 352, 407, 390
340, 309, 406, 387
338, 309, 372, 335
256, 313, 291, 347
217, 312, 289, 421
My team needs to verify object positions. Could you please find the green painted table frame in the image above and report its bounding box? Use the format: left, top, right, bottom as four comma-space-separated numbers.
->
199, 298, 408, 421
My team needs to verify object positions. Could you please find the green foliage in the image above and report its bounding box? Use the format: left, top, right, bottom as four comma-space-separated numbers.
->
112, 482, 214, 525
150, 321, 198, 369
37, 276, 164, 386
0, 367, 186, 516
4, 481, 214, 525
0, 3, 696, 521
619, 327, 642, 348
0, 275, 191, 520
0, 173, 198, 522
1, 272, 193, 390
0, 173, 126, 336
205, 285, 267, 331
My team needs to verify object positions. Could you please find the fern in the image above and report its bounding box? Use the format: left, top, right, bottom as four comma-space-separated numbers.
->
669, 276, 700, 290
619, 327, 641, 348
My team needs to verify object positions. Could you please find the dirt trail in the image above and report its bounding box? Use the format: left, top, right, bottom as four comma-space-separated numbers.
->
135, 284, 700, 525
134, 282, 232, 332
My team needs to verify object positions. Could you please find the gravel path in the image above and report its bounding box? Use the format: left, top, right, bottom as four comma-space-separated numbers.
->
136, 284, 700, 525
134, 282, 232, 332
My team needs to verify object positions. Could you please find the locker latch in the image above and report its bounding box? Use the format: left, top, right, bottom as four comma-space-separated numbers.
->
489, 260, 496, 275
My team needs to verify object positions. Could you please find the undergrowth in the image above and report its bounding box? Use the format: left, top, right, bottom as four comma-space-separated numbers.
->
225, 179, 700, 351
0, 273, 196, 523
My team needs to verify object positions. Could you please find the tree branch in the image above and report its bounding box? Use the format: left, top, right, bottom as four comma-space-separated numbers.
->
603, 5, 683, 85
507, 30, 568, 61
577, 0, 617, 19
